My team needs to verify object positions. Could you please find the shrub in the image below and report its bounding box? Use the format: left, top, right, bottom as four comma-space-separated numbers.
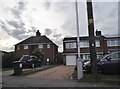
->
2, 52, 20, 68
31, 49, 44, 62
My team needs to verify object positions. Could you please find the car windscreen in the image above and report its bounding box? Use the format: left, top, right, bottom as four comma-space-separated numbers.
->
19, 56, 30, 61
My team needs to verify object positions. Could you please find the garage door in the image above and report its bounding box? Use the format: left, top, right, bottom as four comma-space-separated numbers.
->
66, 55, 76, 65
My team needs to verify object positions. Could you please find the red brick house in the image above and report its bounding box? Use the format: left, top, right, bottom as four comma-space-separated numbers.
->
15, 30, 58, 64
63, 31, 120, 65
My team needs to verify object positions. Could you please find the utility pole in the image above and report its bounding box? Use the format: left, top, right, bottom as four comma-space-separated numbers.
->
86, 0, 98, 81
75, 0, 83, 79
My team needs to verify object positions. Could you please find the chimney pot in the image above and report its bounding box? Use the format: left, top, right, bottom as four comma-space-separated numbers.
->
36, 30, 41, 36
96, 30, 101, 36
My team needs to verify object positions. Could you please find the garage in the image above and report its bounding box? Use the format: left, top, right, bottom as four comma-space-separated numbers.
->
66, 55, 76, 65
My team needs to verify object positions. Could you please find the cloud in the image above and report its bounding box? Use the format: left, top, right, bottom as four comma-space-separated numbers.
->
45, 28, 52, 35
93, 2, 118, 36
0, 20, 28, 40
31, 27, 38, 32
43, 1, 51, 10
11, 1, 27, 18
8, 20, 25, 29
0, 1, 119, 52
53, 34, 62, 38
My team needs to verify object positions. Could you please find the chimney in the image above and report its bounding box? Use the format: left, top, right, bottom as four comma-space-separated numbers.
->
96, 29, 101, 36
36, 30, 41, 36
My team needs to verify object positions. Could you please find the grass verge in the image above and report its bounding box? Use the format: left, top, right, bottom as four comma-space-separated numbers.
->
2, 68, 13, 71
72, 70, 120, 85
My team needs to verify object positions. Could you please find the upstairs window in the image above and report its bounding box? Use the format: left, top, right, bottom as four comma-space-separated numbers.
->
107, 40, 120, 46
66, 42, 76, 49
38, 44, 43, 48
17, 46, 20, 50
80, 41, 100, 48
24, 45, 28, 49
80, 41, 89, 48
47, 44, 50, 48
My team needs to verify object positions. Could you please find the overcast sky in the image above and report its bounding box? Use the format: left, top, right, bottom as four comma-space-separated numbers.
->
0, 0, 119, 52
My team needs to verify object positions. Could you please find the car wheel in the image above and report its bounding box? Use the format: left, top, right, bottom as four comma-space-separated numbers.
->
97, 66, 102, 74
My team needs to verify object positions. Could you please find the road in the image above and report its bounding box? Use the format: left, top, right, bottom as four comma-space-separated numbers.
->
2, 65, 120, 88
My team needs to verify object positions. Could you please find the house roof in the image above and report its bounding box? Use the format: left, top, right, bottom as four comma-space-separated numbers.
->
15, 35, 58, 46
105, 37, 120, 40
63, 36, 106, 41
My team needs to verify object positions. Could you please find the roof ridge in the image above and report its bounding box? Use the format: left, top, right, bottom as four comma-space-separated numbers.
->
15, 35, 58, 46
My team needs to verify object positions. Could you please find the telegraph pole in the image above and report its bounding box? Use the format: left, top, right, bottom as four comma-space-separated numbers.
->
75, 0, 83, 79
86, 0, 98, 81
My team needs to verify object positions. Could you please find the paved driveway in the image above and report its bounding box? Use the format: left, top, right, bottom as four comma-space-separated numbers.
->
27, 65, 75, 80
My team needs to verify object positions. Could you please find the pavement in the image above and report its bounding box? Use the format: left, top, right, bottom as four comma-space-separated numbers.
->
2, 65, 120, 88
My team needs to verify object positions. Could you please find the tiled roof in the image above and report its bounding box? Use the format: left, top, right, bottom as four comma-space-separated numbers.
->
15, 35, 58, 46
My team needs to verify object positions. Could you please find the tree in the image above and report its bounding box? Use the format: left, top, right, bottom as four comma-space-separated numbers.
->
2, 52, 20, 68
31, 49, 44, 61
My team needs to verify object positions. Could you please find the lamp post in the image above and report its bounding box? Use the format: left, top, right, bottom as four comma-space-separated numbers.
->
86, 0, 98, 81
75, 0, 83, 79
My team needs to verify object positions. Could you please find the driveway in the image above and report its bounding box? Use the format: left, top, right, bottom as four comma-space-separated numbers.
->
27, 65, 75, 80
2, 65, 119, 87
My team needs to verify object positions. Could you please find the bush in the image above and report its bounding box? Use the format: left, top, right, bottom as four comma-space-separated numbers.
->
2, 52, 20, 68
31, 49, 44, 62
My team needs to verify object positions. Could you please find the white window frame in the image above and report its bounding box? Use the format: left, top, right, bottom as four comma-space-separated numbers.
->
47, 44, 50, 48
38, 44, 43, 48
24, 45, 28, 49
80, 41, 89, 48
107, 40, 120, 46
96, 41, 100, 47
66, 42, 76, 49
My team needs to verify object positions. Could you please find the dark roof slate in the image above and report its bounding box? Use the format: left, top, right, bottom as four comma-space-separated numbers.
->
15, 35, 58, 46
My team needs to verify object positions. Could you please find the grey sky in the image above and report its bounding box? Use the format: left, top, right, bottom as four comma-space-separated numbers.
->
0, 0, 119, 52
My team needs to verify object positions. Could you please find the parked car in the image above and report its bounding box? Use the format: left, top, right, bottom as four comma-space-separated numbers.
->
83, 51, 120, 74
14, 55, 42, 68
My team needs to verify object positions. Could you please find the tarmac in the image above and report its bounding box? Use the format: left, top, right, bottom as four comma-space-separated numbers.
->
2, 65, 120, 88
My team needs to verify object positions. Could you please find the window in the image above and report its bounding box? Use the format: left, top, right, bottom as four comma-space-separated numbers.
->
107, 40, 120, 46
110, 52, 120, 60
80, 41, 100, 48
31, 56, 38, 60
96, 41, 100, 47
66, 42, 76, 49
17, 46, 20, 50
24, 45, 28, 49
38, 44, 43, 48
80, 54, 83, 59
80, 41, 89, 48
47, 44, 50, 48
111, 41, 115, 46
116, 40, 120, 46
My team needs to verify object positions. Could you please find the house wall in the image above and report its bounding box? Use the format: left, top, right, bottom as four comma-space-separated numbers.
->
99, 38, 108, 55
15, 44, 58, 64
63, 37, 108, 64
108, 46, 120, 52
